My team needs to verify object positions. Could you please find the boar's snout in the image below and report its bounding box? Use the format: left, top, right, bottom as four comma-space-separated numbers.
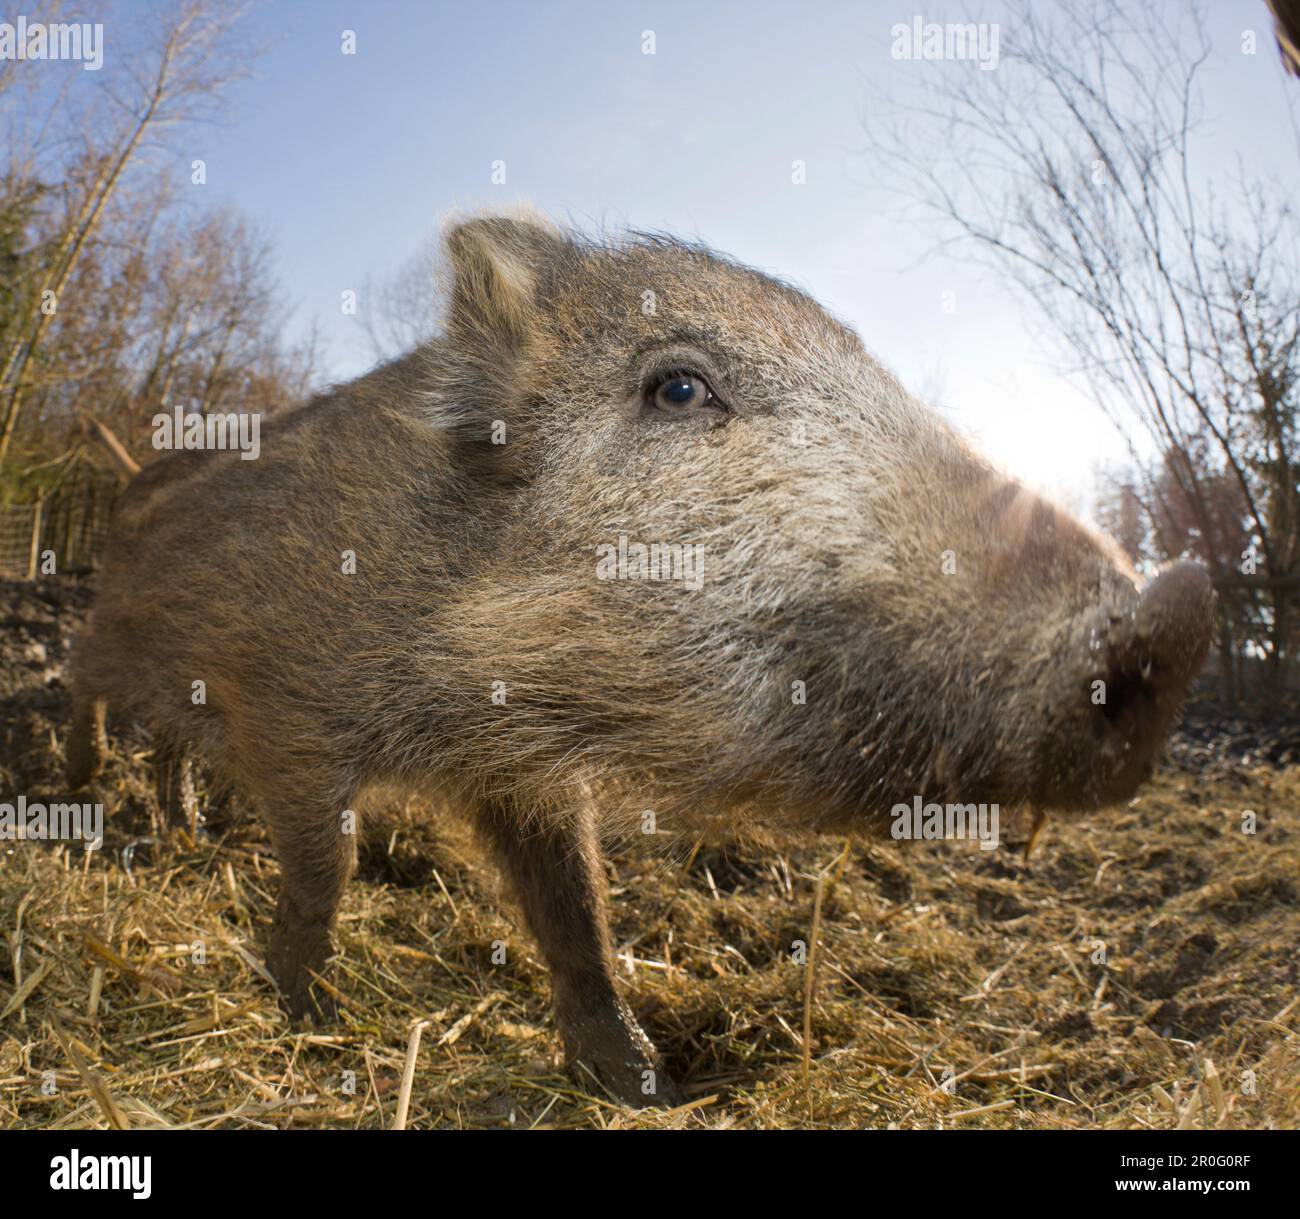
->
1040, 560, 1215, 810
1101, 561, 1216, 723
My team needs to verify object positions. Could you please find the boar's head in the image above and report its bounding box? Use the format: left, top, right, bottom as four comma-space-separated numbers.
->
426, 216, 1214, 835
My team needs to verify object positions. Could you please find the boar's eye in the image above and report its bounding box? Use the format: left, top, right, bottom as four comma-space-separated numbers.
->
650, 373, 716, 412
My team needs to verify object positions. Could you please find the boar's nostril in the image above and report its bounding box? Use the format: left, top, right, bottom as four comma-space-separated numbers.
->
1098, 654, 1156, 727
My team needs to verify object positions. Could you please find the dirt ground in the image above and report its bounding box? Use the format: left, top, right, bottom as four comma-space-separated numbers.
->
1, 575, 1296, 1129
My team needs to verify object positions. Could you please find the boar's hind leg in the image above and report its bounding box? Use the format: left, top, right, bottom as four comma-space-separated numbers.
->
66, 694, 107, 789
480, 803, 678, 1108
152, 746, 198, 836
262, 788, 357, 1024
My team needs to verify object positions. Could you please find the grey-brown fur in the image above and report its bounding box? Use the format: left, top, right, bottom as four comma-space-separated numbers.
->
66, 214, 1214, 1104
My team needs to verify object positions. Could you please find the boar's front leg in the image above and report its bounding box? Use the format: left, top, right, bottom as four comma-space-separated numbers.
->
262, 791, 357, 1025
480, 803, 677, 1108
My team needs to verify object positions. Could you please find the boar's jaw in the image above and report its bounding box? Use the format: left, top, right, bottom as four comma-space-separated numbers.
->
1032, 560, 1215, 811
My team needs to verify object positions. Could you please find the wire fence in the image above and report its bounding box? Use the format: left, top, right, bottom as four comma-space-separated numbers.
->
0, 500, 43, 578
0, 472, 116, 578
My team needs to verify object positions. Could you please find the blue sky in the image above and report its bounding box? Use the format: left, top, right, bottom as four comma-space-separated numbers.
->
170, 0, 1300, 509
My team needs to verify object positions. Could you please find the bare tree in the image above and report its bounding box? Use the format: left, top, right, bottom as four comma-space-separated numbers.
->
865, 0, 1299, 699
363, 232, 444, 363
19, 198, 321, 471
0, 0, 254, 466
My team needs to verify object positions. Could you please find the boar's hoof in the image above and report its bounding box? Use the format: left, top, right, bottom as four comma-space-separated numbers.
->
559, 994, 680, 1108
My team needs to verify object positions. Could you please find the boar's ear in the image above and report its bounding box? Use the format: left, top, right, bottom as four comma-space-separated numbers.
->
445, 216, 567, 355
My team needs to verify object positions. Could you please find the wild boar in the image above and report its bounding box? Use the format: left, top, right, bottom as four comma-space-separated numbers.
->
66, 214, 1214, 1106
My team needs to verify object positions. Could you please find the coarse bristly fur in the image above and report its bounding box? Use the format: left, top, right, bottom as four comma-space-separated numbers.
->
65, 210, 1215, 1105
